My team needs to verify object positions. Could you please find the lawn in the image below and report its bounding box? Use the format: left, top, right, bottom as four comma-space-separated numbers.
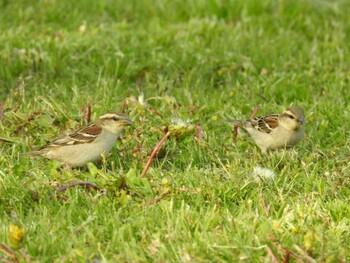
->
0, 0, 349, 262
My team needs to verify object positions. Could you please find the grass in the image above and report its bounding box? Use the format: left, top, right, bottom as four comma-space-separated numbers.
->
1, 0, 350, 261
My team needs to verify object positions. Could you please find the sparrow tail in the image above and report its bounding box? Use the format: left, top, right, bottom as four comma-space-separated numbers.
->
21, 150, 43, 156
228, 120, 245, 127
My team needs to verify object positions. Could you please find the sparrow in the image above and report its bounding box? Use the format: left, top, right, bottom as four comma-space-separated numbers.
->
25, 112, 133, 166
231, 106, 305, 153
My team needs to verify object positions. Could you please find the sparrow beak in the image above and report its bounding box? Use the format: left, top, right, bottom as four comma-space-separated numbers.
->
298, 117, 304, 125
121, 117, 133, 126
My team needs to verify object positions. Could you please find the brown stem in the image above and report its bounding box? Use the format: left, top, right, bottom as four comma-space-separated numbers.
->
131, 147, 142, 154
14, 111, 44, 134
283, 249, 290, 263
55, 195, 69, 202
196, 125, 203, 140
19, 249, 32, 263
141, 131, 171, 178
80, 100, 92, 124
232, 124, 238, 143
147, 187, 197, 205
188, 105, 199, 115
265, 246, 279, 263
87, 101, 92, 123
118, 178, 127, 191
249, 105, 260, 119
0, 243, 20, 263
274, 244, 303, 262
56, 181, 102, 193
53, 182, 106, 202
292, 245, 316, 263
148, 191, 170, 205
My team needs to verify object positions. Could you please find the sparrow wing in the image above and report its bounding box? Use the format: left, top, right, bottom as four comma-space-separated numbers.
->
249, 114, 279, 134
46, 123, 102, 147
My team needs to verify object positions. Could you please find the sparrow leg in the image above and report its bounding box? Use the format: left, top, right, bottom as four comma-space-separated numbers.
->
63, 163, 73, 170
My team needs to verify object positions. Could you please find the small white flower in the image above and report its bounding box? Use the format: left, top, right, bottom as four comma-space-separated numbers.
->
251, 166, 277, 182
171, 117, 192, 126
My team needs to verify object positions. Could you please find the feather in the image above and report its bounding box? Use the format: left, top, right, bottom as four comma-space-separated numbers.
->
250, 114, 279, 134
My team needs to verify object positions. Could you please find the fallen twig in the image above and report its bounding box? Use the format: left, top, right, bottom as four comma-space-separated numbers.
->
293, 245, 317, 263
52, 181, 107, 202
283, 249, 290, 263
273, 243, 304, 262
249, 105, 260, 119
188, 105, 199, 115
56, 181, 103, 193
147, 187, 197, 205
0, 243, 20, 263
131, 147, 143, 154
141, 131, 171, 178
14, 111, 44, 134
148, 109, 163, 117
19, 249, 32, 263
148, 191, 170, 205
0, 137, 16, 143
55, 182, 107, 202
55, 195, 69, 202
265, 246, 279, 263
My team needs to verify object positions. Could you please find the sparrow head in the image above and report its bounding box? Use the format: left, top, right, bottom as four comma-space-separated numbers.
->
279, 106, 305, 130
96, 112, 133, 134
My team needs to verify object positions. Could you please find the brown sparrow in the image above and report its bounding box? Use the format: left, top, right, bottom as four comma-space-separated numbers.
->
25, 112, 132, 166
231, 106, 305, 153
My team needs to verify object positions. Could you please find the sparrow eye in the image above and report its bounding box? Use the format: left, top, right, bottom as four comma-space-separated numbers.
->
112, 116, 120, 121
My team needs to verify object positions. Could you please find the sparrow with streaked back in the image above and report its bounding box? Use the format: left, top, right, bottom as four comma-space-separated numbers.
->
25, 112, 132, 166
231, 106, 305, 153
